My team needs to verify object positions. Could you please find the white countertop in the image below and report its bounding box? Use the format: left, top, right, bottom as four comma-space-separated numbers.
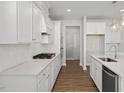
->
91, 54, 124, 78
0, 53, 60, 76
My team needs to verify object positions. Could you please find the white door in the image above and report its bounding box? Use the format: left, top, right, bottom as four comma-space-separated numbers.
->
66, 26, 80, 60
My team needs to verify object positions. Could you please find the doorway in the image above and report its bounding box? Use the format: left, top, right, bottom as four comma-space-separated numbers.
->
66, 26, 80, 62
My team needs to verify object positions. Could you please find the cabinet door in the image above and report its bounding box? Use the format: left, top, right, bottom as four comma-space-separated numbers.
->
45, 66, 51, 92
0, 2, 17, 43
90, 58, 102, 91
94, 60, 102, 91
32, 4, 42, 42
38, 72, 48, 92
53, 58, 58, 82
49, 63, 54, 91
87, 22, 105, 34
90, 58, 95, 81
38, 77, 46, 92
96, 22, 105, 34
90, 59, 93, 77
97, 66, 102, 91
94, 66, 98, 85
18, 1, 32, 43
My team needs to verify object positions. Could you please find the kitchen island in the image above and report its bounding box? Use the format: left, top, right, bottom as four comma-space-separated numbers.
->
90, 54, 124, 92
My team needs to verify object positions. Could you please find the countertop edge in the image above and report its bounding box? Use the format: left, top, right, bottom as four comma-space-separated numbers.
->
90, 55, 124, 78
0, 53, 61, 76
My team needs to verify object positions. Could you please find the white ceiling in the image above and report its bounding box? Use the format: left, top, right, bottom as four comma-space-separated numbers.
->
47, 1, 124, 20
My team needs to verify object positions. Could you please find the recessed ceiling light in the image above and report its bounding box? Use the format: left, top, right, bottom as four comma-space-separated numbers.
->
120, 9, 124, 12
67, 9, 71, 12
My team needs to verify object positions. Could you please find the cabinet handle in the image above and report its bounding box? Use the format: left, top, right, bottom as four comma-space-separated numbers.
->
102, 69, 115, 78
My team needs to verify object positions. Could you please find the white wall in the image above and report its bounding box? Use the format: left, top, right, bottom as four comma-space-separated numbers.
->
86, 35, 104, 65
0, 44, 31, 72
119, 31, 124, 53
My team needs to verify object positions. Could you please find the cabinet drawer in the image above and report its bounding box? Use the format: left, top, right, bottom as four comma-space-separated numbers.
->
37, 70, 46, 82
37, 66, 50, 83
38, 68, 48, 81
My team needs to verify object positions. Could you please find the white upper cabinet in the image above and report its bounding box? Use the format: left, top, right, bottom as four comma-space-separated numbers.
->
0, 1, 54, 44
33, 2, 54, 44
87, 22, 105, 34
33, 1, 49, 17
0, 1, 32, 44
41, 17, 54, 44
32, 3, 42, 42
18, 1, 32, 43
0, 2, 17, 44
105, 26, 120, 43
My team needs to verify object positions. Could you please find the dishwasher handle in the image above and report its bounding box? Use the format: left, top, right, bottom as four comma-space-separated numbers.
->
102, 69, 116, 78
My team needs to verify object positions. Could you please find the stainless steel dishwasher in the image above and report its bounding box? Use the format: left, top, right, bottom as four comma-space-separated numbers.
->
102, 66, 118, 92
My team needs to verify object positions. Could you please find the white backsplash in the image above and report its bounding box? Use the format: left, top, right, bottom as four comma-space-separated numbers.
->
0, 43, 56, 72
0, 44, 31, 72
119, 31, 124, 53
30, 43, 56, 56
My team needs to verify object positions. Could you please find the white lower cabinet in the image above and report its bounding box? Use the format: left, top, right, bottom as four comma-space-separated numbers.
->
90, 58, 95, 81
0, 54, 61, 92
95, 61, 102, 91
38, 75, 47, 92
90, 57, 124, 92
119, 76, 124, 92
0, 76, 37, 92
90, 57, 102, 92
37, 66, 50, 92
38, 54, 61, 92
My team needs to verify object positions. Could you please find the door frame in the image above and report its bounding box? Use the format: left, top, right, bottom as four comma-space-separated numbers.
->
62, 20, 82, 66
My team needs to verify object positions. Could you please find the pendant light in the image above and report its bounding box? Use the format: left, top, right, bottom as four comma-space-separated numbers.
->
120, 9, 124, 28
110, 1, 120, 31
110, 21, 119, 31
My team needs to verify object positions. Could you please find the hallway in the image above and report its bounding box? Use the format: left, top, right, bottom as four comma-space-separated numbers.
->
52, 60, 98, 92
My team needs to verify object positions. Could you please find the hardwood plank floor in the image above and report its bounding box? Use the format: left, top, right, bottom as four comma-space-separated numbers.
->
52, 60, 98, 92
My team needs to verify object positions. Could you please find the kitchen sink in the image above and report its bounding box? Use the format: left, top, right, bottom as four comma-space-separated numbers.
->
98, 57, 117, 62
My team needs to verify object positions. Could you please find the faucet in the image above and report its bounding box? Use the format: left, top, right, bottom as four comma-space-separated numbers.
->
109, 45, 118, 59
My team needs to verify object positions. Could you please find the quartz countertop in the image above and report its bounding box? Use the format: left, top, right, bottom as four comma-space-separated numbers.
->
91, 54, 124, 78
0, 53, 60, 76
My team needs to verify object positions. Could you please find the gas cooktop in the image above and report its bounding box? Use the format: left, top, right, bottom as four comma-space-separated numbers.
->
33, 53, 55, 59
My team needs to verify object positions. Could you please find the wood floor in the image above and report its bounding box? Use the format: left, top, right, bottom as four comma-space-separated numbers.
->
52, 60, 98, 92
